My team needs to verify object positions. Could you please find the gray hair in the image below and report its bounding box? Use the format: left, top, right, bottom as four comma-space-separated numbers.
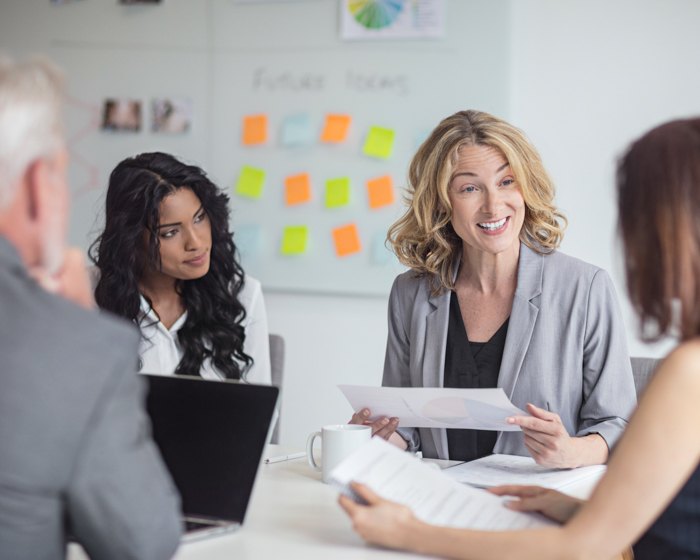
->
0, 54, 66, 210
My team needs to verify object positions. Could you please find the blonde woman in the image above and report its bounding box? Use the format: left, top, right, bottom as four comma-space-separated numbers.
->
351, 110, 636, 468
341, 117, 700, 560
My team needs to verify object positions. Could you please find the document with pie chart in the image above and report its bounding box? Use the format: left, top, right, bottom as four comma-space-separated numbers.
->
338, 385, 527, 430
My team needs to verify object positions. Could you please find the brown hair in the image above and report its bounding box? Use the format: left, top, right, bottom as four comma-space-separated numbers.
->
388, 110, 566, 295
618, 118, 700, 341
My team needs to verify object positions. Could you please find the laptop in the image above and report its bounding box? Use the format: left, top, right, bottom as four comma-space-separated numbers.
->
144, 374, 279, 542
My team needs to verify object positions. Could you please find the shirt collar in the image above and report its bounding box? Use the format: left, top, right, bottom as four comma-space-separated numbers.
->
139, 294, 188, 333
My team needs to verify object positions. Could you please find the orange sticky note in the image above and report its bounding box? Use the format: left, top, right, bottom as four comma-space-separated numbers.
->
332, 223, 361, 258
321, 114, 351, 143
366, 175, 395, 209
285, 173, 312, 206
243, 114, 268, 145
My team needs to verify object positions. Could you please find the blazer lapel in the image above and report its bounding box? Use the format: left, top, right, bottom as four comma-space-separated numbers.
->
423, 252, 461, 459
497, 243, 543, 400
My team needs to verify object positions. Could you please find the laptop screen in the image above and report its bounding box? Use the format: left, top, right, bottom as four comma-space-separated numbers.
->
144, 375, 279, 524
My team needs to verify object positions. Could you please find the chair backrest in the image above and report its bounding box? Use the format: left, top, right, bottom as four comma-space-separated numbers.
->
269, 334, 285, 444
630, 357, 662, 399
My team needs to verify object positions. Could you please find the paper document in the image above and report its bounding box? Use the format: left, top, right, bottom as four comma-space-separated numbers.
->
330, 438, 556, 531
443, 454, 607, 490
338, 385, 526, 431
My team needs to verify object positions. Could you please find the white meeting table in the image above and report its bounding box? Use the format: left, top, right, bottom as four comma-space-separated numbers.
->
69, 444, 602, 560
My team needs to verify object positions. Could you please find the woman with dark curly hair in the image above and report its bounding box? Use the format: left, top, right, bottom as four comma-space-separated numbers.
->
90, 152, 270, 383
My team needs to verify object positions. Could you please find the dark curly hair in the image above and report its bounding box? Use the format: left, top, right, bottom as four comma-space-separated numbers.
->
90, 152, 252, 379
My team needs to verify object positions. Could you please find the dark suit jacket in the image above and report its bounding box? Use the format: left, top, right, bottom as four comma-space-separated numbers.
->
0, 236, 182, 560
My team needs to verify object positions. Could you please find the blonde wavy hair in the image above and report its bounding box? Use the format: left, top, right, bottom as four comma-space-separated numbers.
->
388, 110, 567, 295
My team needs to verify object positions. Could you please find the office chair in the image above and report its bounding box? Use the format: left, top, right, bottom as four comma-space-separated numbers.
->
630, 357, 662, 399
269, 334, 285, 444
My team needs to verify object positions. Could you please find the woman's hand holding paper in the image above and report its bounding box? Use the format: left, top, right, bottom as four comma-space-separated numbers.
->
348, 409, 407, 449
338, 483, 419, 551
349, 408, 398, 438
506, 404, 608, 468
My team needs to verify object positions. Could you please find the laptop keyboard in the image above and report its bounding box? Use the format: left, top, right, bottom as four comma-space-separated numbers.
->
185, 520, 215, 532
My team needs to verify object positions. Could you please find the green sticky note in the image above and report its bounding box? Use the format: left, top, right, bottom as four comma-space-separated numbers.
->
325, 177, 350, 208
236, 165, 265, 198
281, 226, 308, 255
363, 126, 395, 159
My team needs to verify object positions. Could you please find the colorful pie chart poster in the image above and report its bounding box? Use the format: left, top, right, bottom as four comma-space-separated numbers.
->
340, 0, 445, 41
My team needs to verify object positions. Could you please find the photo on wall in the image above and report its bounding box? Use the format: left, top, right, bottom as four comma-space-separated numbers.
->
102, 99, 142, 132
152, 98, 192, 134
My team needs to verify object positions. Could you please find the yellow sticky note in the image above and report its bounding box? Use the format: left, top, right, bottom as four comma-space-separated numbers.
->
325, 177, 350, 208
285, 173, 312, 206
242, 114, 268, 145
363, 126, 395, 159
321, 114, 351, 143
332, 223, 361, 258
366, 175, 395, 209
236, 166, 265, 199
281, 226, 308, 255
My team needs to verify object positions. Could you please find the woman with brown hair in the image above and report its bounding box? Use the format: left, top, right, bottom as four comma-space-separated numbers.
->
341, 118, 700, 559
351, 110, 636, 469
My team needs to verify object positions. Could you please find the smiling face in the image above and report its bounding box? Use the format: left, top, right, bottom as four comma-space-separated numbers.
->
446, 144, 526, 257
146, 187, 212, 281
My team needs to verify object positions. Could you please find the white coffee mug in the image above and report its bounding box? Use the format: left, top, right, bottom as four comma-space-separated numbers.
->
306, 424, 371, 483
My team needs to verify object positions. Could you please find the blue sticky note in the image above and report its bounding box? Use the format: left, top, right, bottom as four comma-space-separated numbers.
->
415, 129, 431, 150
235, 224, 264, 258
281, 113, 313, 147
372, 232, 395, 265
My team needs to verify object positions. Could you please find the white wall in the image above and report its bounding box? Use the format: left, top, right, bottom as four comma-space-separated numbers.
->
510, 0, 700, 360
265, 292, 388, 446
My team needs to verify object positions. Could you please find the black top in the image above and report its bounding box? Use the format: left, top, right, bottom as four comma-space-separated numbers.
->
444, 291, 510, 462
633, 463, 700, 559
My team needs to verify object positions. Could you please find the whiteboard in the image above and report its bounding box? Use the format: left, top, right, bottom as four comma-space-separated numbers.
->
0, 0, 511, 296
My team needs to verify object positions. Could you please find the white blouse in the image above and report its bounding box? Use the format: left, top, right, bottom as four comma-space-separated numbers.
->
137, 274, 271, 385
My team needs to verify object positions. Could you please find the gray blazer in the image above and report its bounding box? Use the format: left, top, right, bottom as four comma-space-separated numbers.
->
383, 243, 637, 460
0, 236, 182, 560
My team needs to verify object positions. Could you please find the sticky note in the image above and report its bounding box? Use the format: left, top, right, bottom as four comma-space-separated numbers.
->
363, 126, 395, 159
366, 175, 395, 209
415, 129, 431, 149
332, 223, 361, 258
281, 113, 313, 147
325, 177, 350, 208
281, 226, 308, 255
235, 166, 265, 199
235, 224, 264, 258
242, 114, 267, 145
321, 114, 351, 143
285, 173, 312, 206
372, 232, 394, 265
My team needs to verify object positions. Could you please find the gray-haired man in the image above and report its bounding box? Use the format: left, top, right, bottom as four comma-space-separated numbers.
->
0, 56, 182, 559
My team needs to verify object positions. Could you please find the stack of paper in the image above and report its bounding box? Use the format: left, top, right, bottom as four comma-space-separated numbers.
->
443, 454, 607, 490
330, 438, 556, 531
